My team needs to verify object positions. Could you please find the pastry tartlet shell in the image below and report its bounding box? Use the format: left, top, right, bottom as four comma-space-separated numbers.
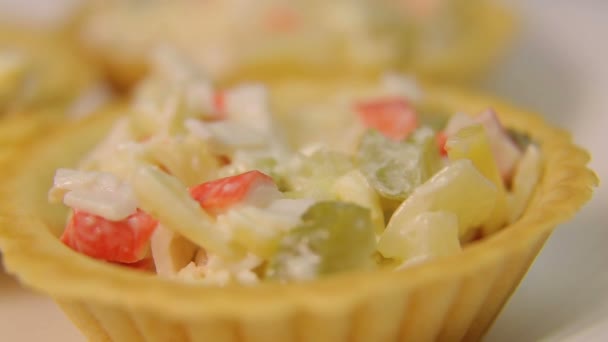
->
0, 88, 596, 342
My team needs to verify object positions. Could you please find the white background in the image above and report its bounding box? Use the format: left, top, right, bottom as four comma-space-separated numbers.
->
484, 2, 608, 341
0, 1, 606, 341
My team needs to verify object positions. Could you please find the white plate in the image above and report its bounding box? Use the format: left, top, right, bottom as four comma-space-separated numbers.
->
0, 271, 82, 341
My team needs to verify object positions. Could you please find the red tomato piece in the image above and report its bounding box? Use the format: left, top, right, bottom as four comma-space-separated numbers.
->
190, 170, 277, 215
436, 131, 448, 156
60, 209, 158, 264
355, 97, 418, 141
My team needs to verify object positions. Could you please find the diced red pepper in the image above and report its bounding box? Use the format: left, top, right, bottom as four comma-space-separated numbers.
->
436, 131, 448, 156
60, 209, 158, 264
355, 97, 418, 141
190, 170, 278, 215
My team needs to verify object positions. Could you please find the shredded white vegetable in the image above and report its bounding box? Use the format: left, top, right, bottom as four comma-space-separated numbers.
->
49, 169, 138, 221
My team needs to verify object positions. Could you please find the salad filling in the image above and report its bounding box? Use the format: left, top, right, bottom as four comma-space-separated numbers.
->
49, 54, 543, 285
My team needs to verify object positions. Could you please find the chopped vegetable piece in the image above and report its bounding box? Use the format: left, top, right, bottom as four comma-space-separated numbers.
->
357, 129, 440, 200
145, 135, 220, 187
218, 205, 302, 258
475, 110, 523, 180
410, 126, 444, 179
382, 159, 498, 243
354, 97, 418, 141
378, 211, 461, 261
281, 149, 355, 199
130, 84, 186, 138
223, 84, 272, 136
446, 124, 508, 234
267, 201, 376, 281
190, 170, 281, 215
49, 168, 139, 222
444, 113, 476, 136
445, 110, 523, 180
508, 144, 543, 223
61, 209, 157, 264
331, 170, 385, 235
185, 119, 269, 154
216, 151, 283, 186
133, 164, 234, 257
150, 224, 198, 277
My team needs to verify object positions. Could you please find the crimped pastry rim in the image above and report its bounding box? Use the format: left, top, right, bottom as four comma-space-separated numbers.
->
406, 0, 517, 82
76, 0, 516, 87
0, 86, 597, 321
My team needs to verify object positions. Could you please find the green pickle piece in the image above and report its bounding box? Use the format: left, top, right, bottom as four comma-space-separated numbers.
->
266, 201, 376, 282
357, 129, 441, 201
280, 149, 355, 199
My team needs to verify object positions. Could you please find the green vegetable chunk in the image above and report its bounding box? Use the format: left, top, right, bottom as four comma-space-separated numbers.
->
266, 201, 376, 282
280, 149, 355, 199
357, 129, 441, 201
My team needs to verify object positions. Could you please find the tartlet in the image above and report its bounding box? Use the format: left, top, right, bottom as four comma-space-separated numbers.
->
0, 68, 596, 341
76, 0, 515, 88
0, 24, 111, 159
0, 25, 105, 115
